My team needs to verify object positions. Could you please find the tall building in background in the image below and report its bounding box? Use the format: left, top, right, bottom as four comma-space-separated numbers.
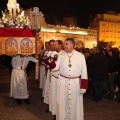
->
90, 11, 120, 47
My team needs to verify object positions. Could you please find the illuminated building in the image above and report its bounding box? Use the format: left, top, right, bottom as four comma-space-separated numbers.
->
90, 11, 120, 47
26, 8, 97, 48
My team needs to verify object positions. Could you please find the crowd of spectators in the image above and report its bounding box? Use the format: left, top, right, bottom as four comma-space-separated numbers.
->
75, 45, 120, 102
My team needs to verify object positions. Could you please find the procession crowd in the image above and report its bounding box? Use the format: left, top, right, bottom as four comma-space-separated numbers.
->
38, 39, 120, 120
1, 38, 120, 120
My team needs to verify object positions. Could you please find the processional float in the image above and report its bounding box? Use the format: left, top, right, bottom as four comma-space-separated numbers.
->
0, 0, 43, 79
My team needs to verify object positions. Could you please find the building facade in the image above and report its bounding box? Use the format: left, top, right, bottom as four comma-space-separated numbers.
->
90, 11, 120, 47
28, 7, 97, 49
39, 25, 97, 48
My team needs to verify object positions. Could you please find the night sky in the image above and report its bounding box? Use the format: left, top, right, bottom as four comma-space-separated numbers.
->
0, 0, 120, 28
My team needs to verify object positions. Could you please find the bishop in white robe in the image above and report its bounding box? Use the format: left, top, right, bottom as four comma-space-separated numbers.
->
49, 50, 64, 116
48, 38, 88, 120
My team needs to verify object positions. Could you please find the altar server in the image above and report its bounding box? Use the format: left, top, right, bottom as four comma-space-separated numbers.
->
10, 55, 38, 105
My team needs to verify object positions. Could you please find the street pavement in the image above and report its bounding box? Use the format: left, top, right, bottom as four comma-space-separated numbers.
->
0, 62, 120, 120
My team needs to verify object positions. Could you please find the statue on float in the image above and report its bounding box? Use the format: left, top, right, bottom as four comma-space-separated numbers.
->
7, 0, 20, 19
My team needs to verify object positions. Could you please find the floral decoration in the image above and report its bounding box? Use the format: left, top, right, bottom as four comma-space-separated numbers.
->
0, 10, 30, 28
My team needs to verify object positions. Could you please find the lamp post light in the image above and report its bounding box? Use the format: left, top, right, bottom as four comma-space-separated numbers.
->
30, 7, 43, 32
30, 7, 43, 79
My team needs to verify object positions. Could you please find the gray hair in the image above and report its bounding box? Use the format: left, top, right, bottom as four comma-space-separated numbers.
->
65, 38, 75, 46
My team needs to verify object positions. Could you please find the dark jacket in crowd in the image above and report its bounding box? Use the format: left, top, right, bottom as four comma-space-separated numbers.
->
108, 56, 118, 73
86, 54, 95, 78
92, 52, 108, 79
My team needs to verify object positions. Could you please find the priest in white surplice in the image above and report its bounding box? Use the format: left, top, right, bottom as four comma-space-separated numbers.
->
10, 55, 38, 105
49, 40, 64, 120
39, 50, 48, 97
43, 39, 55, 112
48, 38, 88, 120
39, 41, 49, 97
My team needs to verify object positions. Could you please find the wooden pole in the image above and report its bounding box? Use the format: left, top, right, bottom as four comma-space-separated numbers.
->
35, 32, 39, 80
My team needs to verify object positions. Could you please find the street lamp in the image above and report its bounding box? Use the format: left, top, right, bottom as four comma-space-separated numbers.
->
30, 7, 43, 32
30, 7, 43, 79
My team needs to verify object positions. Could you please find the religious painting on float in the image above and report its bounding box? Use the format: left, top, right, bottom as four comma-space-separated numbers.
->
21, 38, 33, 53
5, 38, 18, 55
0, 42, 2, 54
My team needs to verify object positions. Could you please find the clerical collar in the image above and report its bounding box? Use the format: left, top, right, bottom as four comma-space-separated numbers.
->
67, 49, 75, 55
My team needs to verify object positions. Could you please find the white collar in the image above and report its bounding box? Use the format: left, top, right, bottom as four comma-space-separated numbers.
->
67, 49, 75, 55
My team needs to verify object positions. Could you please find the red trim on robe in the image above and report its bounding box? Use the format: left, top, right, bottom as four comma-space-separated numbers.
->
48, 60, 56, 69
43, 57, 50, 65
80, 79, 88, 89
